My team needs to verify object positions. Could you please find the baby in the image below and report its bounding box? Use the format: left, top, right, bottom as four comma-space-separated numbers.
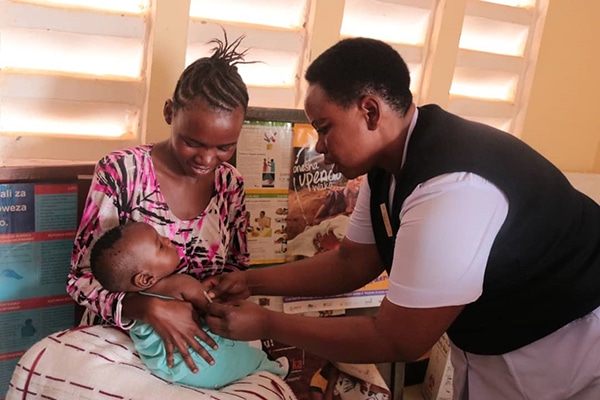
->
89, 221, 287, 389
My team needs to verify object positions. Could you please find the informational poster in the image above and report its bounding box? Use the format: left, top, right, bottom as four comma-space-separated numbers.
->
245, 189, 289, 265
0, 183, 77, 399
283, 124, 388, 314
236, 121, 293, 190
235, 120, 294, 265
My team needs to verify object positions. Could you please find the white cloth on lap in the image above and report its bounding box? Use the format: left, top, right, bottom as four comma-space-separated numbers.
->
7, 325, 297, 400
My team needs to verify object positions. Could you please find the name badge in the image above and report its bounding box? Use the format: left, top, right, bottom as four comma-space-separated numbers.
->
379, 203, 393, 238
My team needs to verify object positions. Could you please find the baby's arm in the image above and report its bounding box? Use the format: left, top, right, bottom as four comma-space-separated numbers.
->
148, 274, 209, 312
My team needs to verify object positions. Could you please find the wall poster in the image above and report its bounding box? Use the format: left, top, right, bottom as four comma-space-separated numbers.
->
235, 120, 293, 265
0, 183, 77, 399
236, 121, 293, 191
283, 123, 389, 314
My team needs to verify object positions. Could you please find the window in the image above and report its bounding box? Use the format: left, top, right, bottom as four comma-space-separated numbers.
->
186, 0, 309, 108
448, 0, 548, 133
0, 0, 149, 161
0, 0, 548, 163
340, 0, 437, 103
339, 0, 547, 135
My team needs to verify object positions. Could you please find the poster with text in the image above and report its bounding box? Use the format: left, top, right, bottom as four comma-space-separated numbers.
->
246, 189, 289, 265
236, 121, 293, 190
284, 124, 389, 314
0, 183, 77, 399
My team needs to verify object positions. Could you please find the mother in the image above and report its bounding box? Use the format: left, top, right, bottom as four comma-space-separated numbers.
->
67, 34, 250, 373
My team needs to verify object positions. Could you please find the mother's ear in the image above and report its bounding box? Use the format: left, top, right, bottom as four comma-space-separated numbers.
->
360, 95, 381, 130
163, 99, 174, 125
132, 271, 157, 290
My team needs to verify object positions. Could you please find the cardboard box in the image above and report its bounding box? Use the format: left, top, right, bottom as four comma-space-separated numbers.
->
421, 334, 453, 400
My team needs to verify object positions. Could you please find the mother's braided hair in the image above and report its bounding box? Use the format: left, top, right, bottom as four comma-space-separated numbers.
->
172, 31, 250, 113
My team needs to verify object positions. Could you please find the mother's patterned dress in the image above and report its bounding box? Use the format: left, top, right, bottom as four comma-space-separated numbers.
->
66, 144, 249, 328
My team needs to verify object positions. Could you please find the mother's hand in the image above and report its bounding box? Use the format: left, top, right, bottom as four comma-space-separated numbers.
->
125, 293, 217, 373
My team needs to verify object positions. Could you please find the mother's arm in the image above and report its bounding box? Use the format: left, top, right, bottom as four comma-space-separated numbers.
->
67, 154, 216, 372
67, 155, 131, 327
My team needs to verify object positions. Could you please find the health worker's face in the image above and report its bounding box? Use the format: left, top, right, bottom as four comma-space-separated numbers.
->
304, 84, 378, 180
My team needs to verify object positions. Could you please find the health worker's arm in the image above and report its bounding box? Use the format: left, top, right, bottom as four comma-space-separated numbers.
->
207, 173, 507, 363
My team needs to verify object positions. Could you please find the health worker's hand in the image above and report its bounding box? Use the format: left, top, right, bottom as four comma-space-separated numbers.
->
203, 271, 251, 303
205, 300, 269, 341
144, 295, 217, 373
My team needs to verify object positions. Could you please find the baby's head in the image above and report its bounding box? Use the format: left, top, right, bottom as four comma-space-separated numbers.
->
90, 222, 180, 293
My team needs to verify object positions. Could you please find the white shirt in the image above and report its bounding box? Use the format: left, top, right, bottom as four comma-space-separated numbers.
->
345, 109, 509, 308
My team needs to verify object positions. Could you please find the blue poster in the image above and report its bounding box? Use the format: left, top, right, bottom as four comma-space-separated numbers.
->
0, 184, 35, 234
0, 182, 78, 399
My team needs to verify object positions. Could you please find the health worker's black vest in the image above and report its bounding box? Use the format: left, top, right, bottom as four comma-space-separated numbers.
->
369, 104, 600, 355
